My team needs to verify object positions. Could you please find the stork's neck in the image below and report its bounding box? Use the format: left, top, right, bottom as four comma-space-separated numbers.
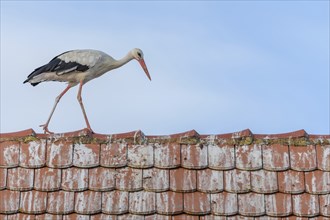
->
111, 52, 134, 69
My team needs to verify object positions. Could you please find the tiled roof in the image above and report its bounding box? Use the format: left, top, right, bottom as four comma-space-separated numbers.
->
0, 128, 329, 219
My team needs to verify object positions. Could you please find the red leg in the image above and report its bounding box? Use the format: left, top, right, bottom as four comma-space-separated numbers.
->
77, 81, 93, 133
40, 85, 71, 134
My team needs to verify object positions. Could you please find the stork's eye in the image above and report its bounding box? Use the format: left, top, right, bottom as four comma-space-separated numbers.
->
137, 52, 142, 57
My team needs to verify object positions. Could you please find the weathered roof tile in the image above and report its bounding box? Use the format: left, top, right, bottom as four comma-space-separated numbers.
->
236, 144, 262, 170
170, 168, 196, 192
224, 169, 250, 193
127, 144, 154, 168
75, 191, 102, 214
73, 143, 100, 168
278, 170, 305, 194
184, 192, 211, 215
207, 144, 235, 170
251, 170, 278, 193
47, 191, 74, 214
197, 169, 223, 193
238, 193, 265, 217
102, 190, 129, 215
115, 167, 142, 191
292, 193, 319, 217
61, 167, 88, 191
34, 167, 61, 191
265, 193, 292, 217
100, 143, 127, 168
156, 191, 183, 215
0, 190, 20, 214
46, 140, 73, 168
290, 145, 317, 171
319, 194, 330, 217
305, 170, 330, 194
143, 168, 169, 192
181, 144, 208, 169
262, 144, 290, 171
7, 167, 34, 191
210, 192, 237, 216
0, 141, 19, 168
316, 145, 330, 171
129, 191, 156, 215
154, 143, 181, 169
19, 141, 46, 168
20, 190, 47, 214
88, 167, 115, 191
0, 168, 7, 189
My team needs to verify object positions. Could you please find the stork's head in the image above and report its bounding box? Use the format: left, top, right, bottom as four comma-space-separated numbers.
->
131, 48, 151, 81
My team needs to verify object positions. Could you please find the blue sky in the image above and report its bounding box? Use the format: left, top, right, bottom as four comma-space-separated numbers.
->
1, 1, 329, 135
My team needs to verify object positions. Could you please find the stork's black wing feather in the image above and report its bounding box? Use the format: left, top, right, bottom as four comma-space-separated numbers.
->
23, 50, 89, 85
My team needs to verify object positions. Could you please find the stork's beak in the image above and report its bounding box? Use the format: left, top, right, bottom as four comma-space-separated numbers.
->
138, 59, 152, 81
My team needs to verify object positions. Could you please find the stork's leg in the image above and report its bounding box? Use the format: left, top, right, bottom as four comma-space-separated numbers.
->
77, 80, 93, 133
40, 85, 72, 134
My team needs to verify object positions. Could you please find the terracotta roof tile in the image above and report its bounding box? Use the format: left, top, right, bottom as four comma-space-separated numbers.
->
265, 193, 292, 217
20, 190, 47, 214
74, 191, 102, 214
156, 191, 183, 215
73, 143, 100, 168
36, 213, 62, 220
207, 144, 235, 170
34, 167, 61, 191
46, 140, 73, 168
100, 143, 127, 168
184, 192, 211, 215
0, 128, 329, 219
145, 214, 171, 220
238, 193, 265, 216
197, 169, 223, 193
0, 141, 20, 168
47, 191, 74, 214
0, 190, 20, 214
115, 167, 142, 191
210, 192, 238, 216
181, 144, 208, 169
316, 145, 330, 171
278, 170, 305, 194
290, 145, 317, 171
262, 144, 290, 171
224, 169, 250, 193
102, 190, 128, 214
170, 168, 197, 192
305, 170, 330, 194
91, 213, 117, 220
127, 144, 154, 168
19, 141, 46, 168
292, 193, 319, 217
61, 167, 88, 191
236, 144, 262, 170
172, 213, 199, 220
319, 194, 330, 217
88, 167, 116, 191
129, 191, 156, 214
154, 143, 181, 169
251, 170, 278, 193
0, 168, 6, 190
143, 168, 169, 192
7, 167, 34, 191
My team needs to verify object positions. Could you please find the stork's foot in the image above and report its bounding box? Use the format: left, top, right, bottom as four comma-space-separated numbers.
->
84, 127, 94, 135
39, 124, 54, 134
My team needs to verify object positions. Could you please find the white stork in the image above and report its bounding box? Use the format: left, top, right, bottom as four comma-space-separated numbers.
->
24, 48, 151, 134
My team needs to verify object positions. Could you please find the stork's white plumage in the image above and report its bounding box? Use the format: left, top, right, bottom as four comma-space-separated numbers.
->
24, 48, 151, 134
